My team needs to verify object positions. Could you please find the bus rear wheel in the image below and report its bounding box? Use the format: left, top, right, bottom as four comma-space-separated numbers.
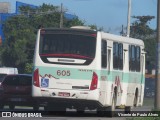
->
125, 106, 132, 114
125, 90, 138, 113
97, 91, 116, 117
106, 91, 116, 117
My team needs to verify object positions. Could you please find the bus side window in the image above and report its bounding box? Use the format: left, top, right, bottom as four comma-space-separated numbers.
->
101, 40, 107, 68
119, 43, 123, 70
136, 46, 140, 72
113, 42, 123, 70
129, 45, 140, 72
113, 42, 118, 69
108, 49, 111, 72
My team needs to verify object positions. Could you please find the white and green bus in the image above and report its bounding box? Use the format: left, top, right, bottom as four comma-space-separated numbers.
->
32, 26, 145, 115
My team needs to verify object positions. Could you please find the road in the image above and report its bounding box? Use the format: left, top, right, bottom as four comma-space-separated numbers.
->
0, 106, 153, 120
0, 98, 154, 120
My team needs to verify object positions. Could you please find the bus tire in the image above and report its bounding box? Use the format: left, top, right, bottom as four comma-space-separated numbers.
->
125, 106, 132, 114
106, 91, 116, 117
125, 89, 138, 113
97, 107, 107, 117
134, 89, 138, 107
97, 91, 116, 117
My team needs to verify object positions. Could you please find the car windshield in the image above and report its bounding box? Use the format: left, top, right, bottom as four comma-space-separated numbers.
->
3, 75, 32, 86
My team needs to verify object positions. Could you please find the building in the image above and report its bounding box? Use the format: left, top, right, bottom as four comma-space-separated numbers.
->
15, 1, 38, 15
0, 1, 77, 43
0, 1, 37, 43
0, 2, 10, 13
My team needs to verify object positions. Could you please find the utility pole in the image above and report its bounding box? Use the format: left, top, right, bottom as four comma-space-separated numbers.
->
60, 3, 63, 28
127, 0, 131, 37
120, 25, 124, 36
155, 0, 160, 110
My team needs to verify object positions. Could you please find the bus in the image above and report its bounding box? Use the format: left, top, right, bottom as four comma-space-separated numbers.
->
32, 26, 145, 116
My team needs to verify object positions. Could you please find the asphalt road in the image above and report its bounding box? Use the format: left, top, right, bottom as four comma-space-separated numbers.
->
0, 98, 154, 120
0, 105, 153, 120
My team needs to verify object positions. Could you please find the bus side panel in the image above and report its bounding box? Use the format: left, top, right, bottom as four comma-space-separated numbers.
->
125, 72, 145, 106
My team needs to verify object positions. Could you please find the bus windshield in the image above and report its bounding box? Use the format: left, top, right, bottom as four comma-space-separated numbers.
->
39, 29, 97, 65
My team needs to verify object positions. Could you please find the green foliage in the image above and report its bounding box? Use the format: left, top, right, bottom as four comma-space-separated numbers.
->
24, 63, 33, 74
126, 117, 159, 120
130, 16, 155, 39
126, 110, 160, 120
1, 16, 34, 72
0, 4, 86, 73
130, 15, 156, 66
64, 17, 84, 28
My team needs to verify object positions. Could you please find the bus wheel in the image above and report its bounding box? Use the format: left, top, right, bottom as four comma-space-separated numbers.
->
106, 91, 116, 117
97, 92, 116, 117
97, 107, 107, 117
125, 90, 138, 113
111, 91, 116, 111
133, 90, 138, 107
125, 106, 132, 114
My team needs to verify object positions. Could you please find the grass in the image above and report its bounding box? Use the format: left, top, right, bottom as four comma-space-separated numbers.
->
126, 97, 160, 120
143, 97, 154, 107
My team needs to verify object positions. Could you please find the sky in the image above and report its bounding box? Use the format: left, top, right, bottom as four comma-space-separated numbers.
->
0, 0, 157, 35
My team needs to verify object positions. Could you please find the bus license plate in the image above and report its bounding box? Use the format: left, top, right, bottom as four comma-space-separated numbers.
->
58, 92, 70, 97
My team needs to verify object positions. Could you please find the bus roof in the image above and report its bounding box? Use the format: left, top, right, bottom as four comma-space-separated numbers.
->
39, 28, 144, 46
40, 28, 97, 34
101, 31, 144, 46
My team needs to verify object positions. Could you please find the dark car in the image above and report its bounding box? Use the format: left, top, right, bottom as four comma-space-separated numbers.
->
0, 74, 39, 110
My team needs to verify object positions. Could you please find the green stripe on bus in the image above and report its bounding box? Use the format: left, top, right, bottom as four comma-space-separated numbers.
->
34, 66, 145, 84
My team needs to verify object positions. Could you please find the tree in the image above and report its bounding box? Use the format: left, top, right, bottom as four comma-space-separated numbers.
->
88, 24, 104, 31
130, 15, 156, 66
0, 4, 85, 73
130, 15, 155, 39
1, 15, 35, 72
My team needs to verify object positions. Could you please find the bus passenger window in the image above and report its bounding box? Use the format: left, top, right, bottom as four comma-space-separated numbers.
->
129, 45, 141, 72
101, 40, 107, 68
113, 42, 119, 69
119, 43, 123, 70
136, 46, 140, 72
113, 42, 123, 70
108, 49, 111, 72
